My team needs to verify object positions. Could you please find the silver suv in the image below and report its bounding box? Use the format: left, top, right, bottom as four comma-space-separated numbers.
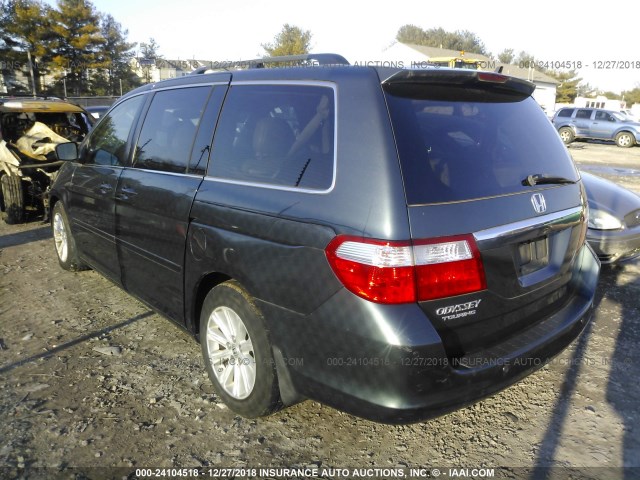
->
552, 107, 640, 148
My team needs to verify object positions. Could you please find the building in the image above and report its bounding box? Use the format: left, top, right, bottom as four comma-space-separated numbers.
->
573, 95, 626, 111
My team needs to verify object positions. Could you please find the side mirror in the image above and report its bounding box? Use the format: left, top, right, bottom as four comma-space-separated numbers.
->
55, 142, 79, 161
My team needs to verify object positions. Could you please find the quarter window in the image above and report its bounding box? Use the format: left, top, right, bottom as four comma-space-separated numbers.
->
85, 95, 144, 166
595, 111, 614, 121
557, 109, 574, 118
189, 87, 227, 175
133, 87, 211, 173
208, 84, 335, 190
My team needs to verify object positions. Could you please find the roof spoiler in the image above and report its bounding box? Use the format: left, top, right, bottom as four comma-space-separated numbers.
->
382, 69, 535, 98
190, 53, 350, 75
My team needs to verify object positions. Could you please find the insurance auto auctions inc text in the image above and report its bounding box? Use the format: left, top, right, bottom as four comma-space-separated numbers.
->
179, 466, 496, 478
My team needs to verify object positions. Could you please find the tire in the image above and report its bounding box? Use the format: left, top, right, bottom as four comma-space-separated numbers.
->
558, 127, 575, 145
615, 131, 635, 148
51, 202, 87, 271
1, 174, 24, 224
200, 281, 281, 417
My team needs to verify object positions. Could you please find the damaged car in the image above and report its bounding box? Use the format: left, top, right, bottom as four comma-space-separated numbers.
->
0, 97, 93, 224
581, 171, 640, 263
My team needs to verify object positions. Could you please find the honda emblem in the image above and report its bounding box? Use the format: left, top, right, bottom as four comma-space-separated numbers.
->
531, 193, 547, 214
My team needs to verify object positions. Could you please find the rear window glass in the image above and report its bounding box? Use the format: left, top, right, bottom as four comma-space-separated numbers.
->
385, 95, 579, 205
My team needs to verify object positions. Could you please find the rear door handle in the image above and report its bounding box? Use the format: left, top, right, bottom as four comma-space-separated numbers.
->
116, 186, 138, 201
96, 183, 113, 195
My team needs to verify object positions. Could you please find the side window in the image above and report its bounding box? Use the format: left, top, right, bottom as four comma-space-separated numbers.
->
85, 95, 144, 166
595, 111, 614, 122
189, 87, 227, 175
557, 109, 574, 118
575, 109, 593, 119
133, 86, 211, 174
208, 84, 335, 190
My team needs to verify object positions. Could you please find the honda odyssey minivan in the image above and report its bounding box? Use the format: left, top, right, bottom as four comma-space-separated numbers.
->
49, 54, 600, 424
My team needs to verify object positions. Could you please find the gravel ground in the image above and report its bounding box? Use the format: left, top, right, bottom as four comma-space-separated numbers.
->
1, 141, 639, 480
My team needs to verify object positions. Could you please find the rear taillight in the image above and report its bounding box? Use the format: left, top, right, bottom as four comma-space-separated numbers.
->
413, 236, 486, 301
325, 234, 486, 304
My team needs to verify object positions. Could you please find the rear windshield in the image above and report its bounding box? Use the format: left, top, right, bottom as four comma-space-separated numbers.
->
385, 94, 579, 205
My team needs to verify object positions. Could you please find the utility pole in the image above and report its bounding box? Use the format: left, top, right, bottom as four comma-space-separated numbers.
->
27, 51, 37, 97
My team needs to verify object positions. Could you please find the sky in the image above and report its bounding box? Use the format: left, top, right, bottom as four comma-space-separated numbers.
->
48, 0, 639, 94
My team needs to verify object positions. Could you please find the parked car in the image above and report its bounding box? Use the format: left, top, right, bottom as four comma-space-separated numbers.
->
0, 96, 94, 223
552, 107, 640, 148
49, 54, 600, 424
85, 105, 111, 119
621, 109, 640, 122
582, 171, 640, 263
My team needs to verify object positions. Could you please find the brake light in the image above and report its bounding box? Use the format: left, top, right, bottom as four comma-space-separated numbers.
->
477, 72, 508, 83
414, 236, 486, 301
325, 235, 486, 304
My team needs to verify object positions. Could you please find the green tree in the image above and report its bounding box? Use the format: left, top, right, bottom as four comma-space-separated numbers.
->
0, 0, 17, 91
139, 37, 162, 60
548, 70, 582, 103
622, 86, 640, 106
600, 91, 622, 100
514, 51, 536, 69
92, 14, 139, 95
49, 0, 105, 96
138, 37, 161, 83
262, 24, 312, 56
396, 24, 428, 45
577, 82, 596, 98
1, 0, 53, 94
0, 0, 14, 53
497, 48, 515, 64
395, 25, 487, 55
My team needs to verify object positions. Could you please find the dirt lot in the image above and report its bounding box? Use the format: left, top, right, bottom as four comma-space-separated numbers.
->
1, 141, 640, 480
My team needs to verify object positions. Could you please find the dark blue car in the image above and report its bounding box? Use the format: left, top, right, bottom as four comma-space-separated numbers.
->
48, 55, 600, 424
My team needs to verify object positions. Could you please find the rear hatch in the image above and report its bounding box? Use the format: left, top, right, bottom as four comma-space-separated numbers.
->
382, 69, 588, 361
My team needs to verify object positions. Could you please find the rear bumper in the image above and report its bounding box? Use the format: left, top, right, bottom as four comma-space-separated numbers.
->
263, 243, 600, 424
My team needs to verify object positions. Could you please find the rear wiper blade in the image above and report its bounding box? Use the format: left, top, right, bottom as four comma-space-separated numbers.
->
521, 173, 576, 187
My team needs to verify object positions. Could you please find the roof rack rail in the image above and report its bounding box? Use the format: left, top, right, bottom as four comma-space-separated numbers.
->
191, 53, 350, 75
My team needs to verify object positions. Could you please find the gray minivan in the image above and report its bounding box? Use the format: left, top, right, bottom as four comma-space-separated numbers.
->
49, 55, 600, 424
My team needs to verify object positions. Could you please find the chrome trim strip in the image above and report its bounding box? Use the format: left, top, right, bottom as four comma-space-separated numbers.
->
474, 206, 583, 242
103, 91, 147, 112
108, 82, 229, 110
150, 81, 229, 92
203, 176, 334, 195
230, 80, 336, 88
126, 168, 204, 179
